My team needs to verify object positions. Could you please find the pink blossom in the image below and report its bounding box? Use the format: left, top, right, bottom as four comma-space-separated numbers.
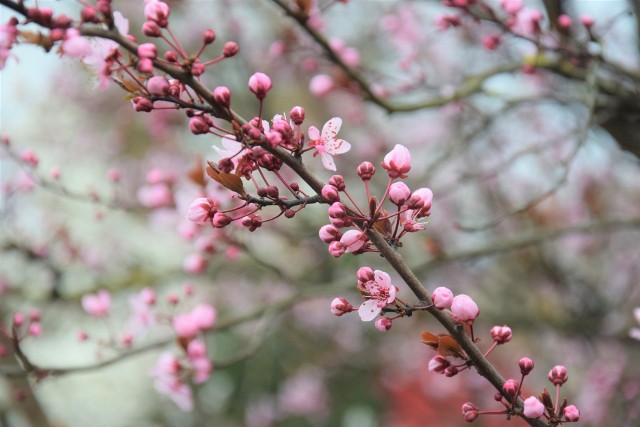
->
81, 290, 111, 317
512, 8, 544, 37
278, 369, 328, 416
428, 355, 450, 373
558, 14, 572, 29
381, 144, 411, 179
186, 197, 216, 224
248, 72, 272, 100
432, 286, 454, 309
20, 149, 39, 167
213, 86, 231, 108
309, 74, 334, 96
191, 304, 216, 330
328, 241, 345, 257
519, 357, 534, 375
358, 270, 397, 321
82, 11, 129, 90
137, 183, 173, 208
408, 188, 433, 214
150, 352, 193, 411
172, 313, 200, 339
62, 29, 93, 59
307, 117, 351, 171
523, 396, 545, 418
450, 294, 479, 323
389, 181, 411, 205
212, 136, 248, 169
500, 0, 524, 15
28, 323, 42, 337
580, 15, 594, 28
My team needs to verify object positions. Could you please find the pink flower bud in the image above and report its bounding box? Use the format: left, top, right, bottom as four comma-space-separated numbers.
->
519, 357, 534, 375
164, 50, 178, 62
187, 197, 216, 224
183, 253, 208, 274
50, 167, 61, 180
444, 366, 459, 377
322, 185, 340, 203
340, 229, 366, 253
290, 106, 305, 125
580, 14, 594, 28
29, 310, 41, 322
563, 405, 580, 422
81, 290, 111, 317
77, 331, 88, 341
408, 188, 433, 212
189, 116, 210, 134
146, 76, 169, 96
461, 402, 478, 415
328, 241, 345, 257
548, 365, 568, 386
502, 378, 518, 397
144, 0, 170, 28
132, 96, 153, 112
137, 58, 154, 73
142, 20, 162, 37
138, 43, 157, 59
222, 41, 239, 57
81, 7, 97, 23
328, 202, 346, 218
319, 224, 342, 243
389, 181, 411, 205
382, 144, 411, 179
140, 287, 156, 305
490, 325, 512, 344
500, 0, 523, 15
21, 149, 39, 167
172, 313, 199, 339
107, 168, 121, 182
28, 322, 42, 337
191, 304, 216, 330
331, 297, 353, 316
212, 86, 231, 108
355, 270, 374, 288
248, 72, 272, 100
190, 59, 205, 76
187, 340, 207, 359
212, 212, 232, 228
202, 29, 215, 44
309, 74, 334, 96
13, 312, 24, 327
432, 286, 454, 309
375, 317, 392, 331
428, 355, 450, 373
523, 396, 545, 418
482, 34, 501, 50
451, 294, 479, 323
357, 162, 375, 181
328, 175, 346, 191
557, 14, 572, 29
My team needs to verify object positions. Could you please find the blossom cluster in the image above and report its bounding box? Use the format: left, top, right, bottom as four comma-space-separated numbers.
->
319, 144, 433, 257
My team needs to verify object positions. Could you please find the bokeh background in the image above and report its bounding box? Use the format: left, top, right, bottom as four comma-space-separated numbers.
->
1, 0, 640, 426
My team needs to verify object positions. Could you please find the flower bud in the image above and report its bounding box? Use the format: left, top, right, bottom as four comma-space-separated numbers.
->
322, 185, 340, 203
164, 50, 178, 62
212, 212, 232, 228
146, 76, 169, 96
142, 20, 162, 37
138, 43, 157, 59
381, 144, 411, 179
389, 181, 411, 205
490, 325, 512, 344
222, 41, 239, 57
519, 357, 534, 375
248, 72, 272, 100
187, 197, 216, 224
289, 106, 305, 125
432, 286, 454, 310
557, 14, 572, 30
451, 294, 479, 323
189, 116, 210, 135
548, 365, 568, 386
145, 0, 170, 28
357, 162, 375, 181
580, 14, 594, 28
502, 379, 518, 397
191, 59, 205, 76
328, 202, 346, 218
357, 266, 375, 283
523, 396, 545, 418
428, 355, 450, 373
137, 58, 154, 73
132, 97, 153, 112
328, 241, 345, 257
202, 29, 215, 44
408, 188, 433, 211
328, 175, 346, 191
212, 86, 231, 108
563, 405, 580, 422
375, 317, 392, 331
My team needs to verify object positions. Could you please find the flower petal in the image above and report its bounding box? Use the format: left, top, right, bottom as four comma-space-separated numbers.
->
308, 126, 320, 140
358, 299, 382, 321
322, 117, 342, 139
326, 139, 351, 155
321, 153, 336, 171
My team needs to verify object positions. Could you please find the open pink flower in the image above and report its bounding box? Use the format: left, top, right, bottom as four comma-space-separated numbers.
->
358, 270, 397, 321
150, 352, 193, 411
308, 117, 351, 171
523, 396, 545, 418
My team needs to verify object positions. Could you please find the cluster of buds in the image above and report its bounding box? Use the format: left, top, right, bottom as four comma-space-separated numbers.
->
461, 357, 580, 424
319, 144, 433, 257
